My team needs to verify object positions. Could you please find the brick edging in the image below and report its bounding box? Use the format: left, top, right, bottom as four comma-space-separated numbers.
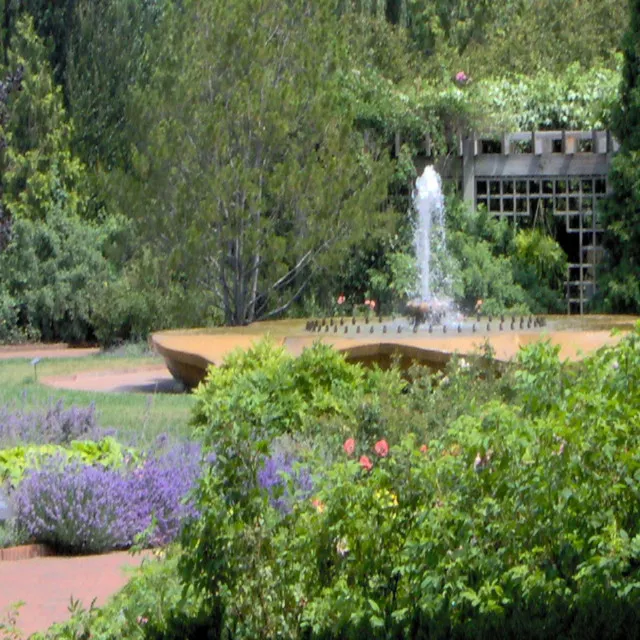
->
0, 543, 54, 561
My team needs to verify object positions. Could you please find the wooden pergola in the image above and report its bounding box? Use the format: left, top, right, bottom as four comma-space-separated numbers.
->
417, 130, 618, 315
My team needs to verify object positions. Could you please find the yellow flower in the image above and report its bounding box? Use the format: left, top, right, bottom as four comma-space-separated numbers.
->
374, 489, 398, 508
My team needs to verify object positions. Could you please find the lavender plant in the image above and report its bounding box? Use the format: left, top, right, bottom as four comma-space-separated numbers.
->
0, 400, 101, 447
258, 449, 313, 515
13, 442, 202, 553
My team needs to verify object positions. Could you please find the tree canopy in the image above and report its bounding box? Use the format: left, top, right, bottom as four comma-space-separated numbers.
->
0, 0, 633, 340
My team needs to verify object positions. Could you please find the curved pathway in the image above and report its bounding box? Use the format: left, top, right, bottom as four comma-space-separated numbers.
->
0, 343, 181, 394
0, 344, 100, 360
42, 365, 180, 394
0, 551, 151, 636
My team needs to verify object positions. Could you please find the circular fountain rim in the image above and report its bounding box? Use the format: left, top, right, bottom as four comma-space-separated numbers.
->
151, 315, 638, 389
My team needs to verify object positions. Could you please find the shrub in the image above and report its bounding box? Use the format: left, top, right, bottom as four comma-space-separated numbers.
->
179, 328, 640, 638
13, 442, 201, 553
0, 211, 113, 343
0, 400, 100, 447
191, 339, 370, 447
90, 248, 223, 347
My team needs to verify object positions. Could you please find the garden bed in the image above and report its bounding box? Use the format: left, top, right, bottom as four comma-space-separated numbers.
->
0, 542, 54, 561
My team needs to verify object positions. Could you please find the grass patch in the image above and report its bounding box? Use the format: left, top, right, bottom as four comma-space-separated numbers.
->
0, 353, 195, 444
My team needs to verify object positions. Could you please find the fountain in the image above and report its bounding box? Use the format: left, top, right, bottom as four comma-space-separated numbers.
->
405, 166, 457, 328
151, 172, 636, 388
414, 165, 450, 304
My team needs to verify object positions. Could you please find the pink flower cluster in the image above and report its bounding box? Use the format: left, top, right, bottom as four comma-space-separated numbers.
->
455, 70, 468, 84
336, 294, 346, 305
364, 299, 376, 310
343, 437, 389, 472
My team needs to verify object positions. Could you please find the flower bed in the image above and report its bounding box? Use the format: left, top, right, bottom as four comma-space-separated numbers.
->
13, 442, 201, 554
0, 401, 205, 554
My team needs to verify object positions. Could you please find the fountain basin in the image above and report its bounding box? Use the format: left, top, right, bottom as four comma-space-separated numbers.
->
152, 315, 637, 389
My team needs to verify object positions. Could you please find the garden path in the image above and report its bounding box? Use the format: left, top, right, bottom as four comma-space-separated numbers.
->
0, 343, 180, 393
0, 344, 100, 360
0, 550, 152, 635
42, 365, 180, 394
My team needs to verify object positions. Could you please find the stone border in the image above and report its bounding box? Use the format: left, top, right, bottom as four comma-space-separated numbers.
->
0, 543, 54, 562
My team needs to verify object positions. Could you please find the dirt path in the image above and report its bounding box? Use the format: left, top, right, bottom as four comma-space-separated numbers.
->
0, 551, 152, 635
42, 365, 182, 394
0, 343, 182, 394
0, 344, 100, 360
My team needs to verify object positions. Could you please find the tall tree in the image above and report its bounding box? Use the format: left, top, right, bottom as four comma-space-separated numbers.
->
5, 0, 76, 85
125, 0, 393, 325
1, 16, 86, 223
65, 0, 165, 170
0, 17, 111, 342
600, 0, 640, 311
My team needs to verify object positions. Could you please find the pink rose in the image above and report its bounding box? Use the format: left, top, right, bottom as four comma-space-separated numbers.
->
343, 438, 356, 456
374, 439, 389, 457
337, 294, 346, 305
359, 455, 373, 472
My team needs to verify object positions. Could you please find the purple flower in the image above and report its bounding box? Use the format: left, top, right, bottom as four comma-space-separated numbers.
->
0, 401, 101, 447
258, 450, 313, 514
13, 442, 202, 553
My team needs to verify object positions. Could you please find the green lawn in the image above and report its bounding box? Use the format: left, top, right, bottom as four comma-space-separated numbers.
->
0, 352, 196, 444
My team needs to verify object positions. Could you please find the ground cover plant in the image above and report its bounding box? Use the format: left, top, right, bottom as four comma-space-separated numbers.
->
35, 329, 640, 638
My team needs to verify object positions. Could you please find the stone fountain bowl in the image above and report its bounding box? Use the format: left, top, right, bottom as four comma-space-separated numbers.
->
151, 315, 638, 389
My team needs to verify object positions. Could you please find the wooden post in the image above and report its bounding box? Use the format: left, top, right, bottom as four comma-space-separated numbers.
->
502, 132, 510, 155
462, 135, 476, 209
593, 130, 606, 154
532, 131, 538, 155
424, 133, 432, 157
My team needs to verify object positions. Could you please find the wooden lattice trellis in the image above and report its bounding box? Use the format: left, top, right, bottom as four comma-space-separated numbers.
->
416, 130, 618, 315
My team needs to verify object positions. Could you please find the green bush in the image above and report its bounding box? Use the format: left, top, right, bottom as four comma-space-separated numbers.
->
91, 247, 224, 347
191, 339, 371, 445
0, 210, 112, 343
179, 330, 640, 638
446, 197, 567, 315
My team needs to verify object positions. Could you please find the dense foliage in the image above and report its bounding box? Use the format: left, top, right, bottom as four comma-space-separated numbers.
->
36, 329, 640, 638
0, 0, 629, 339
600, 0, 640, 312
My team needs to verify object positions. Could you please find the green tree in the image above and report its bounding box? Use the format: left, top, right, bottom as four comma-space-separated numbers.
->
0, 17, 113, 342
65, 0, 165, 170
3, 0, 76, 85
600, 0, 640, 311
126, 0, 393, 326
460, 0, 625, 77
1, 16, 87, 222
